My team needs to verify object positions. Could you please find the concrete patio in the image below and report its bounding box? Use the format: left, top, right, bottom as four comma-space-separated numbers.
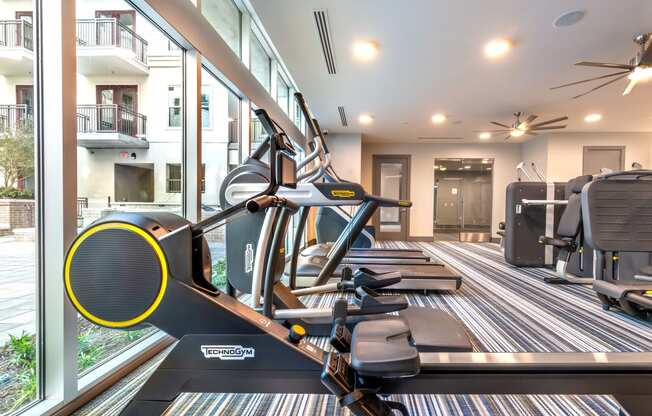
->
0, 236, 36, 346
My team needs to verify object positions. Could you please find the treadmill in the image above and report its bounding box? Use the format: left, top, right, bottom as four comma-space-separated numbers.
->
224, 104, 462, 292
292, 92, 430, 262
289, 93, 462, 291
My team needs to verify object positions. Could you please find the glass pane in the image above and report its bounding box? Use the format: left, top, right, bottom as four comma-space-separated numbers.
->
201, 68, 241, 291
75, 0, 184, 377
249, 30, 270, 92
276, 76, 289, 114
249, 106, 266, 155
202, 0, 241, 57
201, 86, 211, 129
379, 162, 402, 232
0, 0, 38, 412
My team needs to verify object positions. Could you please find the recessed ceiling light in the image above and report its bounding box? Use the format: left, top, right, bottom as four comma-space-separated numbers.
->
353, 40, 379, 61
584, 113, 602, 123
484, 38, 511, 59
359, 114, 374, 124
510, 129, 525, 137
431, 113, 447, 124
464, 165, 471, 170
482, 159, 490, 164
553, 10, 585, 28
440, 167, 447, 171
478, 132, 492, 140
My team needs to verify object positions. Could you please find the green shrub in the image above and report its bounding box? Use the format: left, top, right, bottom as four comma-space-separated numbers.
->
6, 332, 37, 411
77, 332, 103, 372
212, 258, 227, 289
8, 332, 36, 369
0, 187, 34, 199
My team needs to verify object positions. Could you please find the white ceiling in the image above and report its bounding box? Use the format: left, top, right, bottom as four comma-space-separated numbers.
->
251, 0, 652, 143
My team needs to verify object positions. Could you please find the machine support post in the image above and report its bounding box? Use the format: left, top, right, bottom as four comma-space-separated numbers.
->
315, 199, 379, 285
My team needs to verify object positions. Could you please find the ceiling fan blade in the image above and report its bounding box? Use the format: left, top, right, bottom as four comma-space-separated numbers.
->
575, 61, 635, 70
490, 121, 511, 129
530, 125, 567, 130
572, 73, 629, 99
525, 131, 539, 136
524, 115, 538, 125
529, 116, 569, 128
623, 78, 638, 95
549, 71, 631, 90
504, 135, 512, 141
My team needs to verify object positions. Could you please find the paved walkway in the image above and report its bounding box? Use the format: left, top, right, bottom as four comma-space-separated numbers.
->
0, 236, 36, 346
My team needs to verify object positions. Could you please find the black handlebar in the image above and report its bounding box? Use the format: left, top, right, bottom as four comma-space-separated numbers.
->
246, 195, 300, 213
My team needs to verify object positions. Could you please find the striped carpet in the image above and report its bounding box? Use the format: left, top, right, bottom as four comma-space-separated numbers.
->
75, 242, 652, 416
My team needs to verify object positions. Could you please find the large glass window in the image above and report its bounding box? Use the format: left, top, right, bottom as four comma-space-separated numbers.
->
0, 1, 39, 413
168, 85, 182, 128
276, 75, 289, 115
250, 106, 267, 155
200, 67, 241, 291
75, 0, 183, 377
249, 30, 271, 92
201, 0, 241, 57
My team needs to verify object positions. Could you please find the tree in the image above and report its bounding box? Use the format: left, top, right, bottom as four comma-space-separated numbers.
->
0, 126, 34, 189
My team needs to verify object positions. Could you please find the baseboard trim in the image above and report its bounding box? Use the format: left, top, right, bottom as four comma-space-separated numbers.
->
407, 236, 433, 242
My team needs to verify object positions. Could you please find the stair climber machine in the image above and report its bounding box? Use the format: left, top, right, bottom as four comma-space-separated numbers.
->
63, 112, 652, 416
224, 97, 462, 293
225, 110, 472, 351
65, 135, 652, 416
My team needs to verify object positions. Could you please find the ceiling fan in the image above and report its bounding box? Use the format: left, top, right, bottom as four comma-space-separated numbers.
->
550, 33, 652, 99
476, 112, 568, 141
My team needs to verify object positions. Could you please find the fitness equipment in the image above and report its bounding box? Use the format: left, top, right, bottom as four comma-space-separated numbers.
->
503, 180, 567, 266
63, 114, 652, 416
224, 100, 461, 292
538, 175, 594, 283
584, 170, 652, 317
229, 110, 471, 351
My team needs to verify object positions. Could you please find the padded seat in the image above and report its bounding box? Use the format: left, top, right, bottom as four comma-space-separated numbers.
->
399, 307, 472, 352
350, 319, 420, 378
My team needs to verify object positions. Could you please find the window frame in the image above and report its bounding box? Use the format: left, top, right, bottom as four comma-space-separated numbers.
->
166, 163, 183, 193
167, 84, 182, 129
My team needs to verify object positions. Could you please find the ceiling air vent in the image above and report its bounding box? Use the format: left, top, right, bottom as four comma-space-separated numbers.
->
338, 106, 348, 126
313, 10, 336, 74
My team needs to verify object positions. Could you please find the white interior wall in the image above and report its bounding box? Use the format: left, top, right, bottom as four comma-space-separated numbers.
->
543, 132, 652, 181
361, 142, 522, 238
520, 137, 549, 181
325, 133, 362, 183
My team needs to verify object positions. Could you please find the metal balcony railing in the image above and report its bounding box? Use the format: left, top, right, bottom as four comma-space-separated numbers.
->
76, 18, 148, 65
77, 104, 147, 138
0, 20, 33, 51
0, 105, 32, 131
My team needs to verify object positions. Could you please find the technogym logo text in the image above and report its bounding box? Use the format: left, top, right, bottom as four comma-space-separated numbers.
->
200, 345, 256, 360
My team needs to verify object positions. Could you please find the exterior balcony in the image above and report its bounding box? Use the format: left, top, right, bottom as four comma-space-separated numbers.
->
76, 18, 149, 76
0, 105, 32, 132
77, 104, 148, 149
0, 20, 34, 75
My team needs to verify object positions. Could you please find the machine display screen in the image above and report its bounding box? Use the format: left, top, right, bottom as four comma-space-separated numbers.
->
279, 152, 297, 188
